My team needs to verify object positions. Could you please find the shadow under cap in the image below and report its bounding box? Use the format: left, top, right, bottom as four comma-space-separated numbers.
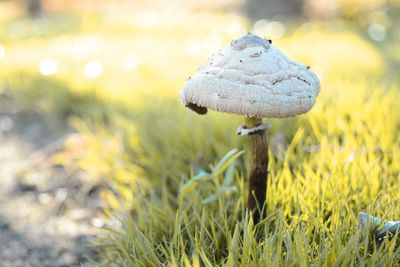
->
186, 103, 207, 115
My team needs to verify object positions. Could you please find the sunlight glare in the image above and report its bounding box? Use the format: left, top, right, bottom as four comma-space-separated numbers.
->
39, 58, 58, 76
71, 35, 103, 60
84, 60, 103, 79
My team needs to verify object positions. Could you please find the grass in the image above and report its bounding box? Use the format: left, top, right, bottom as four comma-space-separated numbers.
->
1, 3, 400, 266
88, 78, 400, 266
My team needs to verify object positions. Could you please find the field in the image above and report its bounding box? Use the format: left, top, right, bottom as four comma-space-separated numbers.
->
1, 1, 400, 266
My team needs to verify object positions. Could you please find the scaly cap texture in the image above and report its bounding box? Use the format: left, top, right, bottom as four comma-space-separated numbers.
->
180, 33, 320, 118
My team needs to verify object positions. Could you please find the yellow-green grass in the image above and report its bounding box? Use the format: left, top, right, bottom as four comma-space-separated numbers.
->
75, 77, 399, 266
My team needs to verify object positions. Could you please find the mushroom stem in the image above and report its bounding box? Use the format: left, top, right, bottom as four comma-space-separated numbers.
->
244, 116, 269, 223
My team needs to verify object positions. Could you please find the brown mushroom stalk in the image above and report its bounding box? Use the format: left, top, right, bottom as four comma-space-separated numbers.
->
236, 117, 271, 221
244, 116, 269, 221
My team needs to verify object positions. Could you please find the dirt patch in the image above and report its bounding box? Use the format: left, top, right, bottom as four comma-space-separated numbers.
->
0, 111, 104, 266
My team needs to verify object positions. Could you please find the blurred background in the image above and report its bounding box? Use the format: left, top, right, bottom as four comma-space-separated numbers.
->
0, 0, 399, 265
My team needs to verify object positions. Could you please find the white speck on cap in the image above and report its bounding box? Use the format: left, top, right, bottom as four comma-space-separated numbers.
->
179, 33, 320, 118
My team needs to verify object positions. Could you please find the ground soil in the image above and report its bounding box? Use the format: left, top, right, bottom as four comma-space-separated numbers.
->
0, 110, 104, 267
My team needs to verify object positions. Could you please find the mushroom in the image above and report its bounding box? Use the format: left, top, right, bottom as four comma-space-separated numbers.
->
359, 213, 400, 243
180, 33, 320, 222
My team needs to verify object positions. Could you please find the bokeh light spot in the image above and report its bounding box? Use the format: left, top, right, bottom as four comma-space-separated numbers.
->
6, 21, 26, 39
71, 35, 103, 60
253, 19, 268, 36
266, 21, 285, 38
84, 60, 103, 79
39, 58, 58, 76
32, 17, 49, 36
368, 23, 386, 41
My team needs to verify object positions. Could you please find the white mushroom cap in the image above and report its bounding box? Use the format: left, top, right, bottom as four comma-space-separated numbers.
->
180, 33, 320, 118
